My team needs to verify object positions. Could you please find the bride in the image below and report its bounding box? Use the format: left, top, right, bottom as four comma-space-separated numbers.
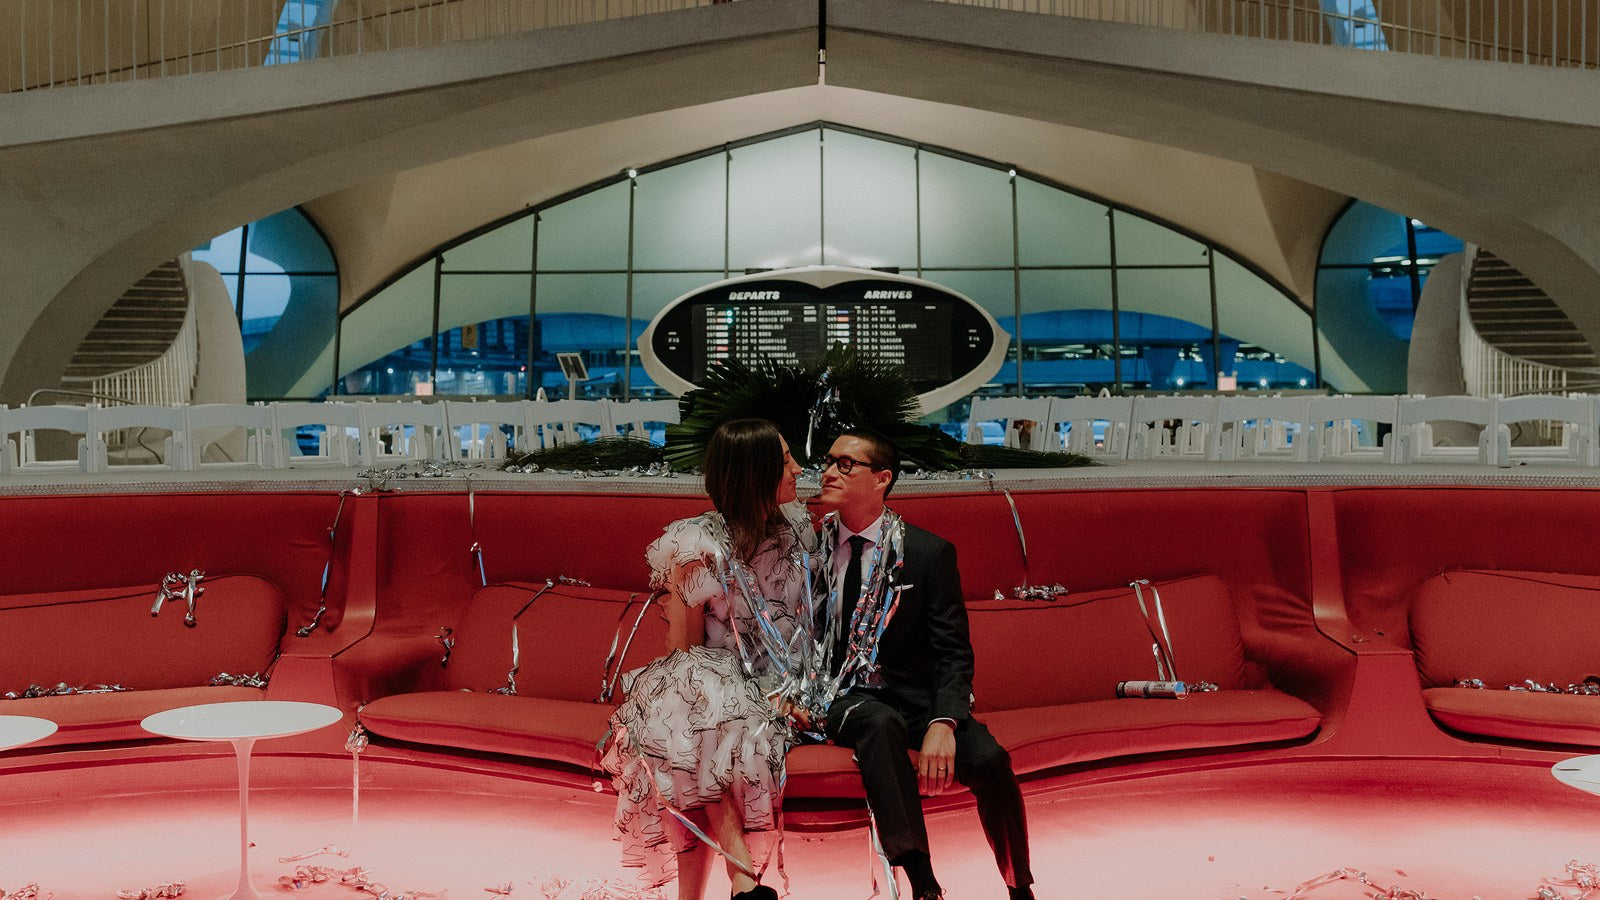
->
603, 418, 814, 900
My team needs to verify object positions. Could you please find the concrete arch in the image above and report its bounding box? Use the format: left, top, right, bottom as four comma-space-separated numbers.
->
4, 0, 1598, 403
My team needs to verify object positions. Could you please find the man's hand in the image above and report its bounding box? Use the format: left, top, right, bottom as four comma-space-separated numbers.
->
918, 721, 956, 795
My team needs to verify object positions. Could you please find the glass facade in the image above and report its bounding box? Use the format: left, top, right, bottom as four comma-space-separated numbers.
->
192, 208, 339, 399
1315, 201, 1464, 393
334, 124, 1320, 409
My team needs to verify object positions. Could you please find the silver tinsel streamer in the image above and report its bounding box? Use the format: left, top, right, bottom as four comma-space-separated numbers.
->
2, 885, 50, 900
115, 884, 185, 900
151, 570, 205, 627
275, 864, 443, 898
501, 463, 677, 478
1457, 677, 1600, 694
437, 627, 455, 667
813, 510, 910, 718
1130, 579, 1179, 682
300, 490, 350, 637
598, 592, 651, 704
207, 672, 268, 688
5, 682, 125, 699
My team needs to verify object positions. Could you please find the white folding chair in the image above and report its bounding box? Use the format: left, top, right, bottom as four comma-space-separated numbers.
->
966, 396, 1055, 450
608, 399, 680, 445
85, 404, 191, 472
1127, 395, 1221, 460
185, 402, 277, 469
526, 399, 610, 449
0, 404, 91, 474
443, 399, 529, 460
1305, 395, 1400, 463
1396, 395, 1496, 464
1217, 396, 1311, 461
1046, 396, 1132, 459
357, 400, 448, 464
270, 402, 364, 467
1492, 394, 1597, 467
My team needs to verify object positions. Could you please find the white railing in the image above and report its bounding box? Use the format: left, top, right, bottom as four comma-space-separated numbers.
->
65, 284, 199, 410
1457, 245, 1571, 401
6, 0, 718, 92
7, 0, 1595, 92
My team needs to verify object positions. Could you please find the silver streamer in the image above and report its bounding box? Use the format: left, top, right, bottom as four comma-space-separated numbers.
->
906, 468, 995, 482
437, 627, 455, 668
300, 490, 350, 637
208, 672, 268, 688
558, 575, 592, 587
598, 592, 651, 704
810, 510, 911, 722
1457, 677, 1600, 694
2, 885, 50, 900
276, 864, 444, 898
348, 718, 366, 835
995, 583, 1068, 602
485, 883, 514, 895
1129, 579, 1179, 682
866, 806, 900, 900
501, 463, 677, 478
115, 884, 185, 900
151, 570, 205, 627
469, 476, 488, 587
804, 367, 840, 460
5, 682, 125, 699
278, 844, 350, 863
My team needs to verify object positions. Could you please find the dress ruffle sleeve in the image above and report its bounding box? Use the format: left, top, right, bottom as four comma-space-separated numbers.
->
645, 514, 725, 610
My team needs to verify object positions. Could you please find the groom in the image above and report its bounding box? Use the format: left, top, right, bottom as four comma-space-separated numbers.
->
815, 428, 1034, 900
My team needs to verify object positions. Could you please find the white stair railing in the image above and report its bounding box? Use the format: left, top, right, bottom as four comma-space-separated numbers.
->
1457, 244, 1569, 401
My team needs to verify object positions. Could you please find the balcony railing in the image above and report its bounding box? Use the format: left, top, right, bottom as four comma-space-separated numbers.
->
6, 0, 1595, 93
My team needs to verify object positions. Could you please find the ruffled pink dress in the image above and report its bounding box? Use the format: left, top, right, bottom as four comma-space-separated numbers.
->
602, 503, 812, 887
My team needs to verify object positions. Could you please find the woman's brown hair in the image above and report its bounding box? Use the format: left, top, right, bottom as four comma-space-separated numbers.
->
703, 418, 785, 561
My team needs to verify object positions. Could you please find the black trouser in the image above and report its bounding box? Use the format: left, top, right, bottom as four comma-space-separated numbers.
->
825, 689, 1033, 889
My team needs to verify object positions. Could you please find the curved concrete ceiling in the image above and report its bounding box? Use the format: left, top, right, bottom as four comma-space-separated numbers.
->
3, 0, 1597, 403
306, 83, 1345, 312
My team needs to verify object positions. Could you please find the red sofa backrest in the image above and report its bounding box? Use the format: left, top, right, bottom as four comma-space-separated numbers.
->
1410, 569, 1600, 689
445, 583, 668, 702
0, 575, 286, 695
968, 573, 1261, 711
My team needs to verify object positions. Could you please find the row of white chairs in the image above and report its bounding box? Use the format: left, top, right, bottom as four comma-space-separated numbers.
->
0, 398, 680, 474
968, 393, 1600, 466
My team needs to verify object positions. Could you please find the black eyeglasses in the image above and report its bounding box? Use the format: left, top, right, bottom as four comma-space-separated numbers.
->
822, 454, 886, 475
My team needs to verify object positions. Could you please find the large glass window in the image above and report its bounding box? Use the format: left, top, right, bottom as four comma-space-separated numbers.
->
192, 207, 339, 398
1315, 200, 1464, 392
333, 124, 1314, 404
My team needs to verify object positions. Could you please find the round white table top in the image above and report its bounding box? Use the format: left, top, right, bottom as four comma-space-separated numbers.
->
0, 715, 58, 751
141, 701, 342, 742
1552, 755, 1600, 797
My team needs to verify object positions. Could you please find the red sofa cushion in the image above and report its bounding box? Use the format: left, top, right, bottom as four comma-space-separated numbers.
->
1423, 688, 1600, 747
1410, 569, 1600, 689
441, 583, 666, 702
0, 575, 286, 696
784, 690, 1320, 798
358, 691, 614, 769
969, 573, 1256, 712
985, 689, 1320, 773
8, 686, 266, 748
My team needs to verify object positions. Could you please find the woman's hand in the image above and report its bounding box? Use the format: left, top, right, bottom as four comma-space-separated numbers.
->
772, 697, 812, 730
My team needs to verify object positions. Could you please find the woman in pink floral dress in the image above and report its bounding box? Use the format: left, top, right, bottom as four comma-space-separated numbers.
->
603, 418, 814, 900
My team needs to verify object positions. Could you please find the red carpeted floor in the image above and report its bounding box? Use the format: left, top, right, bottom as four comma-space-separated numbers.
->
2, 755, 1596, 899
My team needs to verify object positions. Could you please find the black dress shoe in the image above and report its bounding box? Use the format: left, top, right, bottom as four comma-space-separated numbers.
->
731, 886, 778, 900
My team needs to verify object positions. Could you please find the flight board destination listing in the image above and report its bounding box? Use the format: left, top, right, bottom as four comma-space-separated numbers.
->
694, 295, 954, 382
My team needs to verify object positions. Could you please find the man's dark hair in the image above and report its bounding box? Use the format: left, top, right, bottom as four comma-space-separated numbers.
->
838, 427, 901, 497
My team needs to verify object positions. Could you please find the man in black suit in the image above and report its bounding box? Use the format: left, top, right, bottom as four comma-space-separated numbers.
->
816, 429, 1034, 900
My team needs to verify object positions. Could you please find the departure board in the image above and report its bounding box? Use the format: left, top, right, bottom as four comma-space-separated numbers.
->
650, 278, 997, 393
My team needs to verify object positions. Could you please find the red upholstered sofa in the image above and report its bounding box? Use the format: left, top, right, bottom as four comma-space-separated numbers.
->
786, 574, 1321, 801
0, 491, 359, 750
356, 582, 667, 772
1411, 570, 1600, 746
0, 576, 286, 747
344, 489, 1327, 808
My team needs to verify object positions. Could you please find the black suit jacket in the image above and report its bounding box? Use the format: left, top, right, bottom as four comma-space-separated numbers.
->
824, 517, 975, 724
